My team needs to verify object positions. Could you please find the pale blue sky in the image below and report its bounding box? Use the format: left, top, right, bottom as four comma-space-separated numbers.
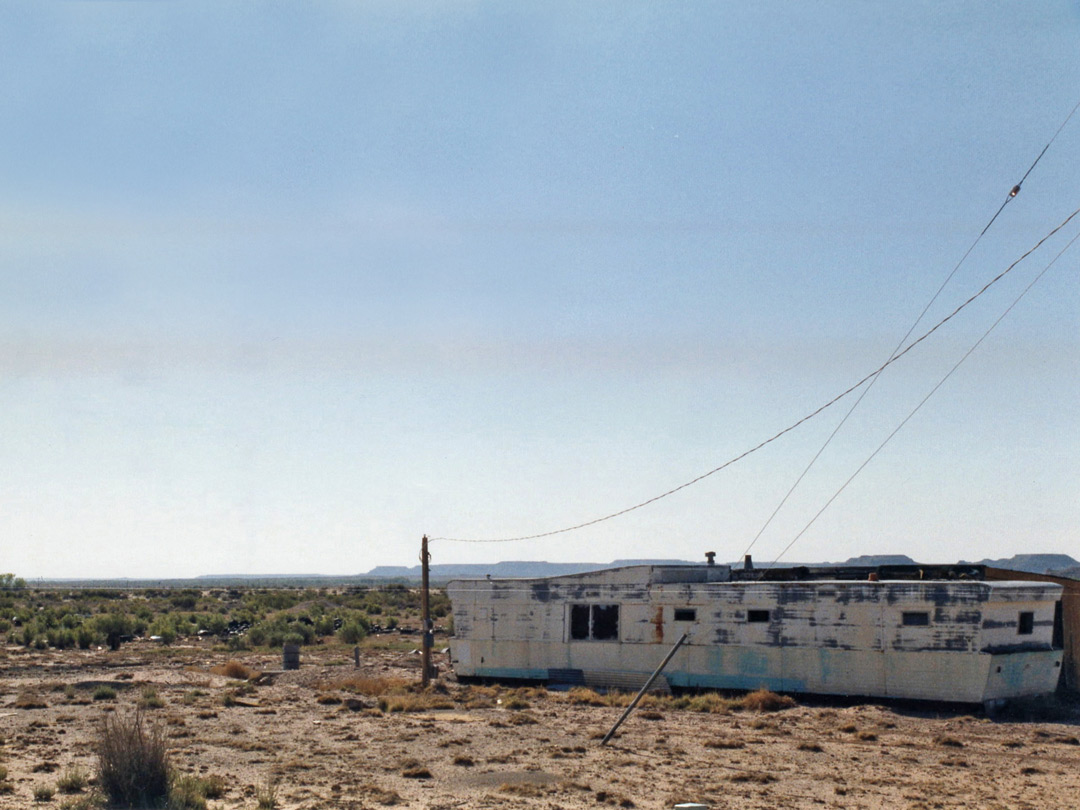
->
2, 2, 1078, 578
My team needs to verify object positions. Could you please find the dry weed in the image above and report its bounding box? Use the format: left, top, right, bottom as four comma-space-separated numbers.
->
211, 660, 254, 680
740, 688, 796, 712
325, 675, 410, 696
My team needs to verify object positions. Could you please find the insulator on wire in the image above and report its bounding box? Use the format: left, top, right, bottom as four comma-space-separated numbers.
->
1009, 185, 1021, 197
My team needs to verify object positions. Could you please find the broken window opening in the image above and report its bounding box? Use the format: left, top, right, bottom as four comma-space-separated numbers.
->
569, 604, 620, 641
570, 604, 590, 640
592, 605, 619, 640
1018, 611, 1034, 636
1053, 601, 1064, 649
902, 612, 930, 627
674, 608, 696, 622
747, 609, 770, 623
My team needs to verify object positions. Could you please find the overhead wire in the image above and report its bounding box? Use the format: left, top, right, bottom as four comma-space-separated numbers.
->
432, 205, 1080, 544
739, 97, 1080, 562
768, 225, 1080, 569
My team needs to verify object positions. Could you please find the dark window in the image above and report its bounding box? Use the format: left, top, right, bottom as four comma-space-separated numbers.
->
1018, 611, 1034, 636
570, 604, 620, 641
592, 605, 619, 640
570, 604, 590, 640
902, 612, 930, 627
747, 609, 770, 623
674, 608, 696, 622
1053, 601, 1064, 649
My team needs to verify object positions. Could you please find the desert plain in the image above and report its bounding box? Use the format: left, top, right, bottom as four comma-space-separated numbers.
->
1, 637, 1079, 810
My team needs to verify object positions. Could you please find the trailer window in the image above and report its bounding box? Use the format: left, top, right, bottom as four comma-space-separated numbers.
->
674, 608, 696, 622
902, 612, 930, 627
1018, 611, 1034, 636
570, 605, 591, 640
569, 604, 620, 641
592, 605, 619, 640
747, 609, 770, 623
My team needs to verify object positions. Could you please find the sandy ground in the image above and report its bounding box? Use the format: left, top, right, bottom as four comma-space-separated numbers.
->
2, 639, 1079, 809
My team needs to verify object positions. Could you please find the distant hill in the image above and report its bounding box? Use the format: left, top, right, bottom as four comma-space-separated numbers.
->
363, 555, 924, 580
365, 559, 692, 581
838, 555, 917, 567
961, 553, 1080, 576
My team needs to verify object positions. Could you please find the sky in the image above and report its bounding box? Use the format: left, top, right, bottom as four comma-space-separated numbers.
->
2, 2, 1078, 579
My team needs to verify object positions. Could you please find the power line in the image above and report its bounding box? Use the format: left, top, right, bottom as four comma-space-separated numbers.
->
768, 225, 1080, 569
432, 206, 1080, 544
739, 97, 1080, 562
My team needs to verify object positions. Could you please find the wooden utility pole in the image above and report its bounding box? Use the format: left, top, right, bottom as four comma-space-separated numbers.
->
420, 534, 432, 688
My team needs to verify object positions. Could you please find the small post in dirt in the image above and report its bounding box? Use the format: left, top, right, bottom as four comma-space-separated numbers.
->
421, 534, 432, 688
600, 632, 688, 746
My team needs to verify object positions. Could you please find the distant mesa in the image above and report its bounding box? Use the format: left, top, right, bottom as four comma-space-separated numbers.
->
362, 552, 1079, 581
960, 553, 1080, 577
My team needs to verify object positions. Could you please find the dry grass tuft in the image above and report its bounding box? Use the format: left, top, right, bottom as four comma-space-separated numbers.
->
357, 782, 402, 805
378, 692, 454, 713
211, 660, 254, 680
704, 738, 745, 750
399, 759, 432, 779
14, 692, 48, 710
325, 675, 411, 697
797, 741, 824, 752
451, 754, 475, 766
499, 782, 546, 797
565, 687, 608, 706
97, 710, 170, 808
728, 771, 777, 784
934, 735, 964, 748
740, 688, 796, 713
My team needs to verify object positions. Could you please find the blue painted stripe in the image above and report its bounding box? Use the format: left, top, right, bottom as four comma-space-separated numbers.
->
473, 667, 549, 681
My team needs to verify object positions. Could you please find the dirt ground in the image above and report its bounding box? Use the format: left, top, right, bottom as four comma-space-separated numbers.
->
2, 639, 1079, 809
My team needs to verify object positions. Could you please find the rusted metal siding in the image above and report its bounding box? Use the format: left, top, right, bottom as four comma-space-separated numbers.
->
447, 566, 1064, 702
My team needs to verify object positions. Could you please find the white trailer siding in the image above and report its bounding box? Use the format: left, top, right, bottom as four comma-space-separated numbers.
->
447, 566, 1064, 703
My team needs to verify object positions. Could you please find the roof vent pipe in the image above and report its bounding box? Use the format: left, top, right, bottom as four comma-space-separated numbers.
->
705, 551, 716, 566
744, 554, 754, 571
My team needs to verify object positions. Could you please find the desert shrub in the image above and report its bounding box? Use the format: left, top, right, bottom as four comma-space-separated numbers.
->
75, 626, 96, 650
338, 619, 368, 645
56, 766, 89, 794
97, 710, 170, 808
139, 688, 165, 710
47, 627, 77, 649
92, 686, 116, 702
148, 617, 177, 645
740, 688, 795, 713
94, 614, 132, 651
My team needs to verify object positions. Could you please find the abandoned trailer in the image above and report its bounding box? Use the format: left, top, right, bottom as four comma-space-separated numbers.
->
447, 561, 1066, 707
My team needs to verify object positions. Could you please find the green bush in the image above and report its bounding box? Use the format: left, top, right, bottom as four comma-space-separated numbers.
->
94, 614, 132, 651
338, 616, 369, 645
